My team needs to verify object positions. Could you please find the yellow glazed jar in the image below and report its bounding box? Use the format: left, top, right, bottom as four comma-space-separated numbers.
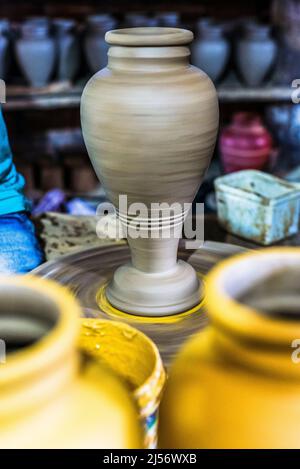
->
79, 319, 166, 448
159, 248, 300, 448
0, 275, 142, 449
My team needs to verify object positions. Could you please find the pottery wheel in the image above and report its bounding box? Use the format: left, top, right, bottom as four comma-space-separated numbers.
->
32, 241, 245, 366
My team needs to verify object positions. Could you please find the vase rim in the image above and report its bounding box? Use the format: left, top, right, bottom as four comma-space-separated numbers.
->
105, 27, 193, 46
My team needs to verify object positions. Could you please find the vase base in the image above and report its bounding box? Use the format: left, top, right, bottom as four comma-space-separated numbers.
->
106, 260, 202, 316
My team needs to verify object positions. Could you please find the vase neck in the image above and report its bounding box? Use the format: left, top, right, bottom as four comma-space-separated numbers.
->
108, 45, 190, 72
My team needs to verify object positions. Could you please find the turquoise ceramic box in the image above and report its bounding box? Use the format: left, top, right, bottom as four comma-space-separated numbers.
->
214, 170, 300, 245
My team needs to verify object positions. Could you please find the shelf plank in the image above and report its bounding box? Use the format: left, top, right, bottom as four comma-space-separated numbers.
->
218, 85, 293, 103
1, 84, 294, 111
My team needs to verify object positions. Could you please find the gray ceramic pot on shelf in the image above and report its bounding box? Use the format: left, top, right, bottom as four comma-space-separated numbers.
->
15, 20, 56, 88
84, 14, 117, 73
236, 24, 277, 87
0, 20, 10, 80
53, 19, 80, 82
191, 21, 229, 83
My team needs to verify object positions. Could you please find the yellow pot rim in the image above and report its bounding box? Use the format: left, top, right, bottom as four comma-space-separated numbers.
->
205, 247, 300, 345
0, 275, 80, 385
79, 318, 165, 415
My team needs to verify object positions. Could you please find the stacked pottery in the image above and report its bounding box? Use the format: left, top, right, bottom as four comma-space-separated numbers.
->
84, 14, 116, 73
192, 21, 229, 83
53, 19, 80, 82
219, 112, 273, 173
236, 24, 277, 86
159, 248, 300, 448
0, 20, 10, 80
15, 19, 56, 87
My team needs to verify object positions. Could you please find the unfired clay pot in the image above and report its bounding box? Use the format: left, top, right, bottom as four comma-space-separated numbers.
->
81, 27, 219, 316
236, 24, 277, 87
54, 19, 80, 82
84, 15, 116, 73
159, 248, 300, 448
15, 21, 56, 87
0, 20, 9, 80
192, 22, 229, 83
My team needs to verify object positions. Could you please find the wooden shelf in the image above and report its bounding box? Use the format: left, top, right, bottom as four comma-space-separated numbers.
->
2, 83, 293, 111
218, 85, 293, 103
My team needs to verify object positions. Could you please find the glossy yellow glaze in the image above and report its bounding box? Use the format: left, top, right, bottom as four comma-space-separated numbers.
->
159, 248, 300, 448
0, 275, 142, 449
78, 319, 166, 448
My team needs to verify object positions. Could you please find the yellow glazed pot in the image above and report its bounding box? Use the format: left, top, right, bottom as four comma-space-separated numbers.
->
159, 248, 300, 448
0, 275, 142, 449
79, 319, 166, 448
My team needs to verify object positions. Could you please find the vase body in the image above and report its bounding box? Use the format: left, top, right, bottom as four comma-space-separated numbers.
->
54, 19, 80, 82
81, 27, 219, 316
84, 15, 116, 73
16, 21, 56, 87
0, 275, 142, 449
236, 25, 277, 86
220, 112, 272, 173
192, 23, 229, 82
159, 248, 300, 448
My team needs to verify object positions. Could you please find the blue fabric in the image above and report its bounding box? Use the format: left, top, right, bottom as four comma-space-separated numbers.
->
0, 109, 30, 215
0, 108, 43, 273
0, 212, 43, 273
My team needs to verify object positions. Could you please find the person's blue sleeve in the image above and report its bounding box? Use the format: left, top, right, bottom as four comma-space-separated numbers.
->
0, 107, 43, 273
0, 107, 30, 216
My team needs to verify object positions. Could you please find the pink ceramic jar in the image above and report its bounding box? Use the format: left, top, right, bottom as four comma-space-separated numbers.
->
219, 112, 273, 173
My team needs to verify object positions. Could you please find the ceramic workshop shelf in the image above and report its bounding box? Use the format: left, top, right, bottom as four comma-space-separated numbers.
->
1, 84, 294, 111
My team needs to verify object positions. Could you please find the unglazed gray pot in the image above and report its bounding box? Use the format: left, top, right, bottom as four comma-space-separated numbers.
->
236, 25, 277, 86
54, 19, 80, 82
0, 20, 9, 80
16, 21, 56, 87
191, 23, 229, 83
84, 15, 116, 73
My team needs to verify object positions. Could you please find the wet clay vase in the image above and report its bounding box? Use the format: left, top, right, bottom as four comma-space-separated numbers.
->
192, 22, 229, 82
79, 319, 166, 448
81, 27, 219, 316
54, 19, 80, 82
0, 275, 142, 448
236, 24, 277, 87
84, 15, 116, 73
15, 20, 56, 87
159, 248, 300, 448
0, 20, 9, 80
219, 112, 273, 173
